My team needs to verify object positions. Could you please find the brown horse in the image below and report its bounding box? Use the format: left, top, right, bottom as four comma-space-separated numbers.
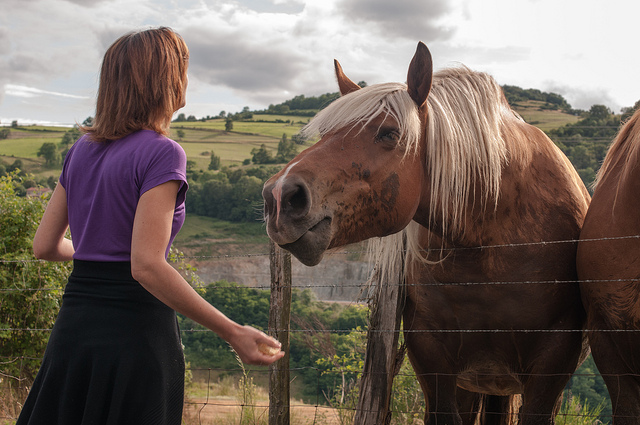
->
263, 42, 590, 424
577, 108, 640, 424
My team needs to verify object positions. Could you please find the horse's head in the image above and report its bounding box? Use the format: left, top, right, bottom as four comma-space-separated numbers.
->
262, 43, 433, 266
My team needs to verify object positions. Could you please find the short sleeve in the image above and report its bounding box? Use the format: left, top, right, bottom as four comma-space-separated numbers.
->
139, 139, 189, 207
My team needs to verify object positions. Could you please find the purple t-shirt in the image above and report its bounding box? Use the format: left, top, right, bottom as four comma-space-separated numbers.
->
59, 130, 188, 261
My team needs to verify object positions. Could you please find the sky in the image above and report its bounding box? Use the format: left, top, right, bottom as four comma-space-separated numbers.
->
1, 0, 639, 126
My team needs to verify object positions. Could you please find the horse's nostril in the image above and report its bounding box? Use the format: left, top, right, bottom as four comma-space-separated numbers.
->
282, 183, 310, 218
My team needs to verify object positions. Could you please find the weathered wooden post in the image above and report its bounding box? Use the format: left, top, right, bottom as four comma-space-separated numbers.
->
268, 240, 292, 425
354, 259, 405, 424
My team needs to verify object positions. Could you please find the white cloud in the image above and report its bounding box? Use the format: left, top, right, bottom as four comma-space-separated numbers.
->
5, 84, 91, 100
1, 0, 639, 123
337, 0, 455, 41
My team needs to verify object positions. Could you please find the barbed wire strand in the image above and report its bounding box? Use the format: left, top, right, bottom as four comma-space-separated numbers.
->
1, 233, 639, 265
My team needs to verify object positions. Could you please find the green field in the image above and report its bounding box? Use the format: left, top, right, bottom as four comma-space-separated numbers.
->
0, 128, 67, 158
170, 118, 310, 167
172, 116, 309, 138
0, 115, 311, 177
0, 105, 576, 179
511, 100, 580, 131
176, 214, 269, 244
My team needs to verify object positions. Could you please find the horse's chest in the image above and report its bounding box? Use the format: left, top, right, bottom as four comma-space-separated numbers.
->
457, 363, 524, 395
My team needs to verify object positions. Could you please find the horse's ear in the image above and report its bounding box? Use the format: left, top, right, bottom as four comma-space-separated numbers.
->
335, 60, 361, 96
407, 42, 433, 108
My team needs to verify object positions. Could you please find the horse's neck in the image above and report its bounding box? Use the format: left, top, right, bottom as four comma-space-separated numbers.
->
592, 153, 640, 229
418, 136, 588, 251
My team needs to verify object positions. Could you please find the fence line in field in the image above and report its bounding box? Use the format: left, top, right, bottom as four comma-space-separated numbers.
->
3, 233, 639, 423
2, 358, 620, 424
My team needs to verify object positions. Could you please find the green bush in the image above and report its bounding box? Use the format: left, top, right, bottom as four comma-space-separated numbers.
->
0, 172, 72, 381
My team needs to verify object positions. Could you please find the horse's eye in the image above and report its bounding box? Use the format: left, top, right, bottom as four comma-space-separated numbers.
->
376, 129, 400, 146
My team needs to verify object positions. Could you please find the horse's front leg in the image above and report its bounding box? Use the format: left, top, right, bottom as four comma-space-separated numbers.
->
455, 388, 483, 425
589, 328, 640, 425
420, 373, 464, 425
518, 371, 567, 425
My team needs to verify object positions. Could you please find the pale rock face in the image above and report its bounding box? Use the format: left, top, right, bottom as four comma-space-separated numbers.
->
194, 256, 371, 303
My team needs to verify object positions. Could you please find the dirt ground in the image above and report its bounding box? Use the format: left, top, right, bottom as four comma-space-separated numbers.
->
183, 397, 342, 425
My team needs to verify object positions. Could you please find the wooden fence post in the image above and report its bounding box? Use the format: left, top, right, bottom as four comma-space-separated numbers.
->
268, 240, 292, 425
354, 264, 405, 424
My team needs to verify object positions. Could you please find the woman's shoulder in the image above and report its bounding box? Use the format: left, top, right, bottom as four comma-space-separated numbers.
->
129, 130, 183, 152
128, 131, 186, 171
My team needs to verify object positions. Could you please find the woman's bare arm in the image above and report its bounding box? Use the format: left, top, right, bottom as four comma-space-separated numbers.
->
130, 180, 284, 366
33, 184, 75, 261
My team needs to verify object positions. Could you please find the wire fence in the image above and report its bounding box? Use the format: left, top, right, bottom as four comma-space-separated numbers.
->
2, 233, 639, 423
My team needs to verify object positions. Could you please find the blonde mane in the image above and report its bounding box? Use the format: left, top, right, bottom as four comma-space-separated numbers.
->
593, 108, 640, 193
303, 66, 519, 284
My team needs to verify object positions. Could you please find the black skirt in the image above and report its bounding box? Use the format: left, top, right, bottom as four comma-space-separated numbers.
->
17, 260, 185, 425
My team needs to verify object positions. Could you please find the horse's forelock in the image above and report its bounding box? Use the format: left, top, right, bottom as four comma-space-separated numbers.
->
302, 83, 422, 157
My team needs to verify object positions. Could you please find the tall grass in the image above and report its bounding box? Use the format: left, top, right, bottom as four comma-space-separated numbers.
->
556, 394, 606, 425
0, 377, 25, 425
182, 350, 315, 425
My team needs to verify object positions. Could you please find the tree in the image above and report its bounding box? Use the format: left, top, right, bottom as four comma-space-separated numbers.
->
291, 132, 307, 145
82, 116, 94, 127
60, 132, 74, 147
621, 100, 640, 121
176, 129, 185, 140
11, 120, 18, 128
208, 151, 221, 171
587, 104, 612, 121
0, 128, 10, 140
570, 145, 591, 170
564, 354, 612, 420
225, 118, 233, 132
37, 142, 61, 166
174, 113, 186, 122
276, 133, 297, 163
251, 144, 274, 164
0, 172, 72, 381
60, 128, 80, 148
6, 159, 23, 175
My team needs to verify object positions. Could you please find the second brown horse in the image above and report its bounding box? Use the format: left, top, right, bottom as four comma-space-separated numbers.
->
577, 108, 640, 424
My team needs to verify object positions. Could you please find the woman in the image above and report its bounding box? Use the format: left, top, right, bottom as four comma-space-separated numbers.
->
18, 27, 283, 425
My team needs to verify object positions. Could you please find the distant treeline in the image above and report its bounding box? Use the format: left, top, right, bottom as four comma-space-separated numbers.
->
548, 102, 640, 187
502, 85, 574, 112
262, 92, 340, 116
261, 82, 574, 116
261, 81, 369, 116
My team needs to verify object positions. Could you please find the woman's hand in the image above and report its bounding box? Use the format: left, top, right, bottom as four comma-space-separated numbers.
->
226, 325, 285, 365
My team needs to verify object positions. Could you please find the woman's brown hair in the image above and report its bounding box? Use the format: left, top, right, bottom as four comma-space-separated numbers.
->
82, 27, 189, 142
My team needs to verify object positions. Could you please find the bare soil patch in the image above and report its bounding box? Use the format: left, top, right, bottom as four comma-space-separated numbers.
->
183, 397, 342, 424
